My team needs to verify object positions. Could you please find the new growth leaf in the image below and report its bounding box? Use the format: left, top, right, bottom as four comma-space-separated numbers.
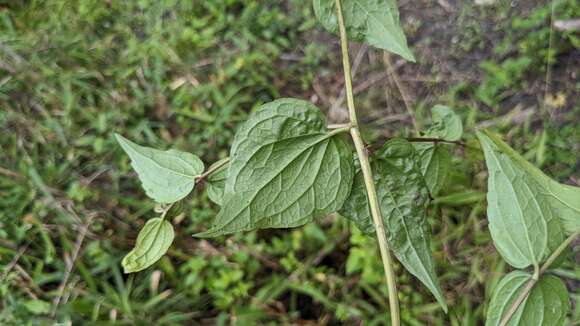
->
122, 218, 175, 273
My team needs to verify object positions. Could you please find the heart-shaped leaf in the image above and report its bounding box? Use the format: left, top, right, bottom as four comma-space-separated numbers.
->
195, 98, 354, 237
115, 134, 204, 203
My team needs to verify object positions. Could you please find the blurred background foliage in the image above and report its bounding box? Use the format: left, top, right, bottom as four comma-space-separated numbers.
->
0, 0, 578, 324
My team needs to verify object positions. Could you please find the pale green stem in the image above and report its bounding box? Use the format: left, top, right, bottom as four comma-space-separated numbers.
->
499, 232, 578, 326
160, 202, 175, 222
334, 0, 400, 325
540, 231, 577, 274
196, 157, 230, 185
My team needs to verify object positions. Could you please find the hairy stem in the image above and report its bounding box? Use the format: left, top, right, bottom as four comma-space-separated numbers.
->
334, 0, 400, 325
499, 232, 578, 326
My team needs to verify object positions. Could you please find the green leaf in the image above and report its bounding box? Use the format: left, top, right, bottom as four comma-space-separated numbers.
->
340, 138, 447, 312
432, 191, 485, 206
313, 0, 415, 61
414, 142, 451, 196
548, 183, 580, 235
122, 218, 175, 273
23, 299, 51, 315
195, 98, 354, 237
413, 105, 461, 196
477, 130, 566, 268
486, 271, 570, 326
206, 158, 229, 206
115, 134, 204, 203
425, 105, 463, 141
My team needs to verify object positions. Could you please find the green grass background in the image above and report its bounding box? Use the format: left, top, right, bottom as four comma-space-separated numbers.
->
0, 0, 578, 324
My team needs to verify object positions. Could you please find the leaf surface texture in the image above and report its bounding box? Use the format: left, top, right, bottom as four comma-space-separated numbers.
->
196, 99, 354, 237
485, 271, 569, 326
313, 0, 414, 61
477, 130, 566, 268
207, 159, 229, 206
340, 139, 447, 311
122, 218, 175, 273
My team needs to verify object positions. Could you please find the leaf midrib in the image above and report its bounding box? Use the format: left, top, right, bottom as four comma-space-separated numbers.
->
211, 133, 338, 233
351, 0, 406, 54
125, 219, 170, 269
488, 149, 542, 266
376, 161, 440, 299
123, 142, 199, 180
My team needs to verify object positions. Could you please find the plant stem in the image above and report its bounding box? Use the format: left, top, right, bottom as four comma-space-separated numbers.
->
499, 231, 578, 326
540, 231, 577, 274
350, 128, 401, 325
405, 137, 468, 147
327, 123, 352, 129
160, 202, 175, 221
334, 0, 400, 325
196, 157, 230, 184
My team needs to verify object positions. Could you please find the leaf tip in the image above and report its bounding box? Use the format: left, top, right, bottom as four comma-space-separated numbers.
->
404, 52, 416, 63
440, 301, 449, 314
193, 229, 220, 238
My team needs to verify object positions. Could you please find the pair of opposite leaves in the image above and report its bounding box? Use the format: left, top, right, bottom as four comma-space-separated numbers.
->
116, 99, 460, 312
478, 130, 579, 326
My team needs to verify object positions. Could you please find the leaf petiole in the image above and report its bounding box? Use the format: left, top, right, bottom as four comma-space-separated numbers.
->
160, 202, 175, 221
327, 123, 352, 129
195, 157, 230, 185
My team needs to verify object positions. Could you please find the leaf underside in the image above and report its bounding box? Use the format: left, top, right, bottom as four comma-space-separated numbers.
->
115, 134, 204, 203
195, 98, 354, 237
122, 218, 175, 273
485, 271, 569, 326
206, 158, 229, 206
313, 0, 415, 61
340, 138, 447, 312
477, 130, 568, 268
